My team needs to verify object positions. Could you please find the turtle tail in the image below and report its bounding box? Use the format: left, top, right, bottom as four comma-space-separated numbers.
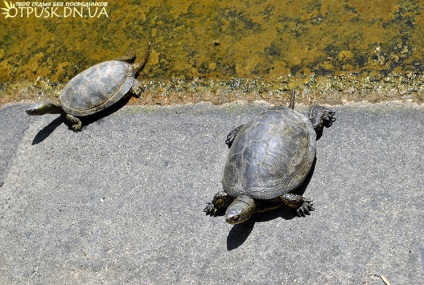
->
289, 90, 296, 109
133, 41, 151, 77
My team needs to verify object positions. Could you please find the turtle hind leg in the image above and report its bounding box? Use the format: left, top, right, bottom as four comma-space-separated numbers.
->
66, 114, 82, 132
279, 193, 314, 217
130, 79, 144, 97
204, 191, 233, 217
225, 125, 244, 148
26, 100, 63, 115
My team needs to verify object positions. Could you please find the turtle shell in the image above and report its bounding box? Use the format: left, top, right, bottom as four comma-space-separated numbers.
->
60, 60, 134, 116
222, 106, 316, 200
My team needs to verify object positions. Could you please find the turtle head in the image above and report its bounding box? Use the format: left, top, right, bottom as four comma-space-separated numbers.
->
310, 105, 336, 133
26, 100, 63, 115
225, 195, 256, 225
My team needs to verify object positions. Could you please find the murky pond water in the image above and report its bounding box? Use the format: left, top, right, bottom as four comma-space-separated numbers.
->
1, 0, 423, 105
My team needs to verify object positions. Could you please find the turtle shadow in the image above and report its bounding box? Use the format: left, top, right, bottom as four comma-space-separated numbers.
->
66, 96, 132, 131
226, 158, 317, 251
227, 220, 255, 250
32, 115, 64, 145
32, 96, 132, 142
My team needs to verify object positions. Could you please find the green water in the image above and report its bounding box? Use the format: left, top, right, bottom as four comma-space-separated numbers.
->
1, 0, 423, 104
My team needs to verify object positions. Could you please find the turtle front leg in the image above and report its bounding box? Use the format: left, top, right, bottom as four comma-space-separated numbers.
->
66, 114, 82, 132
130, 79, 144, 97
279, 193, 314, 217
309, 105, 336, 133
225, 125, 244, 148
204, 191, 233, 217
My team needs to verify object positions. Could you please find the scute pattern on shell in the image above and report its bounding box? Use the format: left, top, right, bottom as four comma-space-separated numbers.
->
60, 60, 134, 116
222, 107, 316, 200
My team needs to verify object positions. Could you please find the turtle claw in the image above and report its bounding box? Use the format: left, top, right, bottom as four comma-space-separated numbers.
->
71, 124, 82, 132
296, 199, 314, 217
204, 203, 218, 216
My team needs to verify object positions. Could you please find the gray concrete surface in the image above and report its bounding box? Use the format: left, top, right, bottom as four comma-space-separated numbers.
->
0, 101, 423, 284
0, 104, 31, 186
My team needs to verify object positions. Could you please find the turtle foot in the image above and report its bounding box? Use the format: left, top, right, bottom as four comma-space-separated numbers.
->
204, 191, 232, 217
66, 114, 82, 132
296, 198, 314, 217
131, 79, 144, 97
71, 124, 82, 132
204, 203, 219, 216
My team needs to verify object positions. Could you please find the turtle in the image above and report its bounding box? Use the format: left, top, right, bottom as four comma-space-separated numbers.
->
204, 96, 335, 224
26, 43, 150, 131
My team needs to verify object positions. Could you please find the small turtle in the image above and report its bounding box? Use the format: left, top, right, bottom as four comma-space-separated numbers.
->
204, 96, 335, 224
26, 43, 150, 131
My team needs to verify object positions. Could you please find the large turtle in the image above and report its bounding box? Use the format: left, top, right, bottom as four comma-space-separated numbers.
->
204, 97, 335, 224
26, 43, 150, 131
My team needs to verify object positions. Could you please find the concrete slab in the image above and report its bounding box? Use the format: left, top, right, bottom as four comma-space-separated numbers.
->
0, 102, 423, 284
0, 104, 31, 186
